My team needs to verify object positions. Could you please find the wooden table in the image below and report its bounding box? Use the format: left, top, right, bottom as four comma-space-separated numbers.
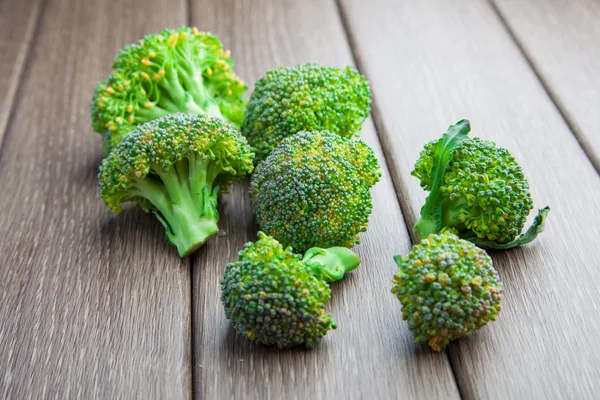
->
1, 0, 599, 398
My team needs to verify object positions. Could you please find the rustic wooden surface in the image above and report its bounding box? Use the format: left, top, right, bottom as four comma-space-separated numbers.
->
0, 0, 192, 398
1, 0, 599, 398
492, 0, 600, 171
338, 0, 600, 398
189, 0, 460, 399
0, 0, 42, 145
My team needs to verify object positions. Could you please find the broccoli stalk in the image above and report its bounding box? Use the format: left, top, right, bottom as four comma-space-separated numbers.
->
131, 156, 222, 256
302, 247, 361, 282
413, 119, 549, 249
99, 113, 254, 257
136, 42, 228, 121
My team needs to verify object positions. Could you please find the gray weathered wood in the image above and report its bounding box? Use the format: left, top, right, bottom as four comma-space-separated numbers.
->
0, 0, 42, 147
338, 0, 600, 398
190, 0, 461, 398
0, 0, 192, 397
492, 0, 600, 171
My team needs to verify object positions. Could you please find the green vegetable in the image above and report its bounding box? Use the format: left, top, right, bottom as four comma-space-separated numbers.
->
91, 26, 247, 155
250, 131, 381, 253
98, 113, 254, 257
412, 119, 549, 249
242, 63, 372, 163
221, 232, 360, 348
392, 232, 502, 351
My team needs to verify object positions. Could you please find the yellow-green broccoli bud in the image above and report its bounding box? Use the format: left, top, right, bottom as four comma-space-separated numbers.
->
98, 113, 254, 257
221, 232, 360, 348
242, 63, 372, 163
249, 131, 381, 253
412, 119, 550, 249
91, 26, 247, 155
392, 232, 502, 351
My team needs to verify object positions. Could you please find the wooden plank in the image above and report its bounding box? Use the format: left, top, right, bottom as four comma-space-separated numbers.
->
190, 0, 461, 398
338, 0, 600, 398
0, 0, 42, 146
0, 0, 192, 398
492, 0, 600, 171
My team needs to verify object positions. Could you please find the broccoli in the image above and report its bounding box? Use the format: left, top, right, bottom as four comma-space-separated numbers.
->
242, 63, 372, 163
392, 232, 502, 351
249, 131, 381, 253
221, 232, 360, 348
412, 119, 550, 249
98, 113, 254, 257
92, 26, 247, 155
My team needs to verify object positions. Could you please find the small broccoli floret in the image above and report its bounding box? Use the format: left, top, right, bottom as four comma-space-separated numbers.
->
221, 232, 360, 348
249, 131, 381, 253
242, 63, 372, 162
98, 113, 254, 257
92, 27, 247, 155
412, 119, 550, 249
391, 232, 503, 351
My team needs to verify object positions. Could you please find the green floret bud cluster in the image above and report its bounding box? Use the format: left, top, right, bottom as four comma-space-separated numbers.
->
92, 26, 247, 155
412, 119, 549, 249
99, 113, 254, 256
250, 131, 381, 253
415, 136, 533, 242
242, 63, 372, 162
392, 232, 503, 351
221, 233, 338, 348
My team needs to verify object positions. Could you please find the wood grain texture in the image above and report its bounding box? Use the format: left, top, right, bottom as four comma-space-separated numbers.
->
492, 0, 600, 171
0, 0, 192, 398
190, 0, 461, 398
338, 0, 600, 398
0, 0, 42, 147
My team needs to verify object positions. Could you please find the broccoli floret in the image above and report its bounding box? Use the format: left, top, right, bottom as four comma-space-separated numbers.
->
242, 63, 372, 162
92, 27, 247, 155
221, 232, 360, 348
98, 113, 254, 257
249, 131, 381, 253
412, 119, 550, 249
392, 232, 503, 351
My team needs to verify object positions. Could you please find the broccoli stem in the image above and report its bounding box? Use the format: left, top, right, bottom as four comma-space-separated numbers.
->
152, 64, 230, 125
302, 247, 361, 282
133, 159, 221, 257
413, 215, 440, 241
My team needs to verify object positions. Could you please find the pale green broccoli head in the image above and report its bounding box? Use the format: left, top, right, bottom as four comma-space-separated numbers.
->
99, 113, 254, 257
221, 233, 361, 348
412, 119, 549, 249
242, 63, 372, 162
249, 131, 381, 253
92, 26, 247, 155
391, 232, 503, 351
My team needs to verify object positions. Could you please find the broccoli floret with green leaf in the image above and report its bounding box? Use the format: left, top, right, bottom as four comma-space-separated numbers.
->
250, 131, 381, 253
412, 119, 550, 249
221, 232, 360, 348
92, 26, 247, 155
242, 63, 372, 162
392, 232, 502, 351
98, 113, 254, 257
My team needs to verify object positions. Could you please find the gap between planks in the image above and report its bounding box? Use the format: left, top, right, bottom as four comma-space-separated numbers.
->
333, 0, 469, 398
